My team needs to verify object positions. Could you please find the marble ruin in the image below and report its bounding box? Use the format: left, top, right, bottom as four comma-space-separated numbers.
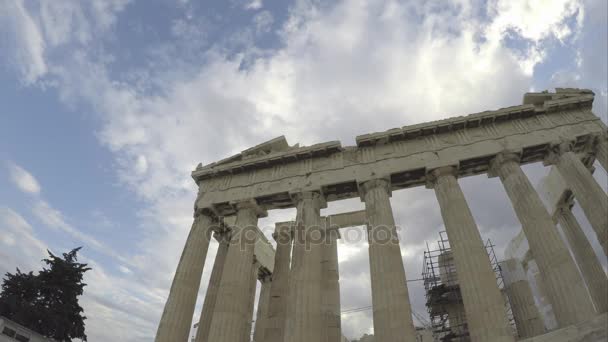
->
155, 88, 608, 342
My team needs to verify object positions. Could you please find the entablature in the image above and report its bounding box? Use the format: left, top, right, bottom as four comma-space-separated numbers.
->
193, 89, 605, 215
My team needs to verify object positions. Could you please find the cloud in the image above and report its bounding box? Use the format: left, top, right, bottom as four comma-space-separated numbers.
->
245, 0, 263, 10
0, 207, 160, 342
54, 0, 586, 338
0, 0, 601, 340
253, 10, 274, 34
7, 162, 41, 195
31, 200, 132, 267
0, 0, 47, 84
0, 0, 130, 85
0, 207, 48, 275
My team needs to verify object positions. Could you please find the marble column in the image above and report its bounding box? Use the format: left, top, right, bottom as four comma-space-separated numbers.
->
242, 260, 259, 342
264, 223, 293, 342
322, 227, 341, 342
490, 152, 595, 327
502, 259, 545, 338
287, 191, 325, 342
556, 202, 608, 313
594, 134, 608, 172
207, 201, 265, 342
253, 271, 272, 342
549, 143, 608, 257
360, 179, 416, 341
155, 212, 214, 342
194, 229, 231, 342
428, 167, 514, 342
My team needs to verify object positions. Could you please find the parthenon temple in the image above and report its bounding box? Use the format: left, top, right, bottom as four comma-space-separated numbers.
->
155, 88, 608, 342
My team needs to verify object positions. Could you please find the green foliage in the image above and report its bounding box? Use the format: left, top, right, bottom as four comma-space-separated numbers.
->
0, 247, 91, 341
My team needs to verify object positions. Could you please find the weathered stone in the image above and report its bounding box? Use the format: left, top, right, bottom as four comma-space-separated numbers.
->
501, 259, 545, 338
547, 142, 608, 256
264, 222, 293, 342
360, 179, 416, 341
490, 152, 595, 327
194, 230, 230, 342
155, 213, 213, 342
253, 272, 272, 342
428, 166, 514, 342
286, 191, 325, 342
207, 201, 262, 342
322, 228, 341, 342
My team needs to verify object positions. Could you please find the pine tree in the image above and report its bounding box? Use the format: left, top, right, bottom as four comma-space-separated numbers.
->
0, 247, 91, 341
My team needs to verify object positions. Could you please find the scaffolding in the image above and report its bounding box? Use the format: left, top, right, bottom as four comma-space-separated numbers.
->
422, 232, 514, 342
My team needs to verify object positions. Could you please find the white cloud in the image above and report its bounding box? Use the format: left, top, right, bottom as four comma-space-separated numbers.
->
0, 207, 48, 274
0, 0, 47, 84
4, 162, 130, 266
253, 10, 274, 34
31, 200, 132, 266
245, 0, 263, 10
8, 162, 41, 195
0, 207, 160, 342
0, 0, 130, 84
0, 0, 598, 340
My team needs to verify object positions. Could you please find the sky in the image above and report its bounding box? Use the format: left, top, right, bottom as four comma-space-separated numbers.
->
0, 0, 607, 341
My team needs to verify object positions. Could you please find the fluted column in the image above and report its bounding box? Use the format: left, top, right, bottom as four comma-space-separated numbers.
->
322, 227, 341, 342
155, 212, 214, 342
548, 142, 608, 256
502, 259, 545, 338
428, 167, 514, 342
253, 271, 272, 342
242, 260, 259, 342
556, 202, 608, 313
265, 222, 293, 342
207, 200, 265, 342
360, 179, 416, 341
594, 134, 608, 171
489, 152, 595, 326
287, 191, 325, 342
194, 229, 231, 342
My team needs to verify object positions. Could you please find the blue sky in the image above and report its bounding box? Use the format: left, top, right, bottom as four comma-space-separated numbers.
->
0, 0, 606, 341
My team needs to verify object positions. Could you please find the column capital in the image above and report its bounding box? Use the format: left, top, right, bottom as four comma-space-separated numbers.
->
425, 165, 458, 189
194, 206, 216, 219
358, 177, 391, 199
543, 140, 574, 166
230, 199, 268, 218
488, 151, 522, 178
289, 190, 327, 209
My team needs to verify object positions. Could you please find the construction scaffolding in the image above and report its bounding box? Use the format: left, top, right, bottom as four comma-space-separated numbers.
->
422, 232, 514, 342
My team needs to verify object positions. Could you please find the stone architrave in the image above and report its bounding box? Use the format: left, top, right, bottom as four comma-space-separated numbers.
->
155, 212, 214, 342
360, 179, 416, 341
490, 152, 595, 327
428, 166, 514, 341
